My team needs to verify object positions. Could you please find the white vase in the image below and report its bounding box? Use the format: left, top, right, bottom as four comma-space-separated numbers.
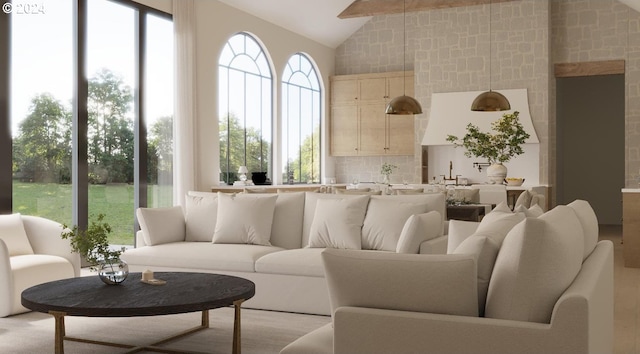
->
486, 163, 507, 184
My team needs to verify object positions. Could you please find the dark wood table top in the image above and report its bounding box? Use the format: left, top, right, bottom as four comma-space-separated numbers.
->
21, 272, 255, 317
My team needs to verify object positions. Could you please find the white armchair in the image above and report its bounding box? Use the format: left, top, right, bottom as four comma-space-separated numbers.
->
0, 214, 80, 317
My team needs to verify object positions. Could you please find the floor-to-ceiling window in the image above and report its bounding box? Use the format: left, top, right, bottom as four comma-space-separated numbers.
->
281, 53, 321, 184
87, 0, 136, 244
10, 0, 73, 225
2, 0, 173, 246
145, 13, 174, 208
218, 32, 273, 185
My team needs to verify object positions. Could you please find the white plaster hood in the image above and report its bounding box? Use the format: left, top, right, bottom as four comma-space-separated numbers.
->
422, 89, 539, 146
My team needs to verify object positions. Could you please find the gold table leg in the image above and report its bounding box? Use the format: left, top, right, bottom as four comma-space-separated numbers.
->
50, 311, 67, 354
233, 299, 245, 354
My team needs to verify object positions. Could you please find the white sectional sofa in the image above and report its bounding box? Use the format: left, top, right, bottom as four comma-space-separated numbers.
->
122, 191, 448, 316
281, 200, 614, 354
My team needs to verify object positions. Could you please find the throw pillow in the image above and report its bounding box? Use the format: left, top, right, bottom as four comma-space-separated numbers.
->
302, 193, 372, 246
322, 248, 479, 319
567, 199, 599, 260
184, 194, 218, 242
137, 206, 186, 246
474, 202, 525, 245
485, 205, 584, 323
446, 219, 480, 253
514, 204, 544, 218
307, 196, 370, 249
452, 234, 500, 316
396, 211, 442, 254
0, 213, 34, 256
514, 190, 533, 208
270, 192, 305, 249
212, 193, 278, 246
362, 194, 445, 251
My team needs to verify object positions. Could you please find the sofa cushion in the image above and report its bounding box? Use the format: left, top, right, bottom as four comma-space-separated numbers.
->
452, 235, 500, 316
137, 206, 186, 246
255, 248, 325, 277
485, 205, 585, 323
322, 249, 478, 318
270, 192, 305, 249
567, 199, 598, 260
451, 203, 525, 316
396, 211, 442, 254
302, 193, 371, 247
308, 196, 370, 249
362, 197, 432, 251
122, 242, 284, 272
474, 202, 525, 244
213, 193, 278, 246
184, 193, 218, 242
446, 219, 480, 253
0, 213, 34, 256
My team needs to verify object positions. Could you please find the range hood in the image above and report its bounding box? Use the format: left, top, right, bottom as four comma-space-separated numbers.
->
422, 88, 539, 145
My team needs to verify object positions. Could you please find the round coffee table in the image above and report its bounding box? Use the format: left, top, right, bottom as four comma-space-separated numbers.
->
21, 272, 255, 354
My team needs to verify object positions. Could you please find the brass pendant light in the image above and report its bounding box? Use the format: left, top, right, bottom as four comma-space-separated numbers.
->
471, 0, 511, 112
385, 0, 423, 115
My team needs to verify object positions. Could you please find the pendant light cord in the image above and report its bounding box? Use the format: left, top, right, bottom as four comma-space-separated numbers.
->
489, 0, 492, 91
403, 0, 406, 95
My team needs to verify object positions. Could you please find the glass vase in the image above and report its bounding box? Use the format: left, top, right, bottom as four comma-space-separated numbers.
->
98, 259, 129, 285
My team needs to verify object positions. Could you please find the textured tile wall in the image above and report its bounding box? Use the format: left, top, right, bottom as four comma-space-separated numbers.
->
334, 0, 550, 185
552, 0, 640, 188
334, 0, 640, 188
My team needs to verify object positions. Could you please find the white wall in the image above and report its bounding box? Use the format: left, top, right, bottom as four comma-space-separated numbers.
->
192, 1, 337, 190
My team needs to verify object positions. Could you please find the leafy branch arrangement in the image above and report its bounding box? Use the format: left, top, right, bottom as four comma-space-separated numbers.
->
61, 214, 125, 271
446, 111, 530, 164
380, 163, 398, 177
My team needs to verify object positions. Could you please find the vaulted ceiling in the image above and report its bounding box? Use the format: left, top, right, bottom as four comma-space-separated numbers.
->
218, 0, 640, 49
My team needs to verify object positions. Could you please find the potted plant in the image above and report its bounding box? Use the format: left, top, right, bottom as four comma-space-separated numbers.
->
61, 214, 128, 285
446, 111, 530, 183
380, 162, 398, 185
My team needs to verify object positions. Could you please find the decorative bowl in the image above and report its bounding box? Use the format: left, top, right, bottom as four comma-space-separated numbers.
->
505, 177, 525, 186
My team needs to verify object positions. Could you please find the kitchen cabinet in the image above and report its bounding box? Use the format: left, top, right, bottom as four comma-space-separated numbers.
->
330, 71, 415, 156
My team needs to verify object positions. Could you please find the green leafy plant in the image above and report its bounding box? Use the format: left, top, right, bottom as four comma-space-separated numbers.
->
446, 111, 530, 164
380, 163, 397, 177
61, 214, 125, 271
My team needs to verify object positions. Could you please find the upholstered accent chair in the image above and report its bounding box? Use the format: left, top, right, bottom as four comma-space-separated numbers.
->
0, 214, 80, 317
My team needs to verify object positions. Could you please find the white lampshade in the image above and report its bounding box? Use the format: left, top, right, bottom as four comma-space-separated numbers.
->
238, 166, 248, 174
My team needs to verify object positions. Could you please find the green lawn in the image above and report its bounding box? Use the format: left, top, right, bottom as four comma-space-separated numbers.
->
12, 181, 172, 245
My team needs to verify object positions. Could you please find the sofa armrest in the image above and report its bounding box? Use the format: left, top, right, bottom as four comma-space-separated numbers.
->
0, 240, 12, 317
21, 216, 81, 277
419, 235, 447, 254
135, 230, 147, 247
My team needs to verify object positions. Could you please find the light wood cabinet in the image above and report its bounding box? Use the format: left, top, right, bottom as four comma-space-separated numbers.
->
623, 190, 640, 268
330, 71, 415, 157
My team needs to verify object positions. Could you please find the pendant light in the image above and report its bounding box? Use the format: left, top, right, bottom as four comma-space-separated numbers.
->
385, 0, 423, 115
471, 0, 510, 111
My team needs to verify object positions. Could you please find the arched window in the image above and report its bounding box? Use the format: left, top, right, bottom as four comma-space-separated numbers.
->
219, 33, 273, 184
281, 53, 321, 184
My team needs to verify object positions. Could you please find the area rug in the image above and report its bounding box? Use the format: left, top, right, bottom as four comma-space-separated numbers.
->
0, 306, 330, 353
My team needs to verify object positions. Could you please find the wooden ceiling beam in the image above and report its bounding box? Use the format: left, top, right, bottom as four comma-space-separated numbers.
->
338, 0, 514, 19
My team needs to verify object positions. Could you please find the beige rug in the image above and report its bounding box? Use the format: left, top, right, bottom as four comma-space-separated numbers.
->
0, 307, 330, 353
